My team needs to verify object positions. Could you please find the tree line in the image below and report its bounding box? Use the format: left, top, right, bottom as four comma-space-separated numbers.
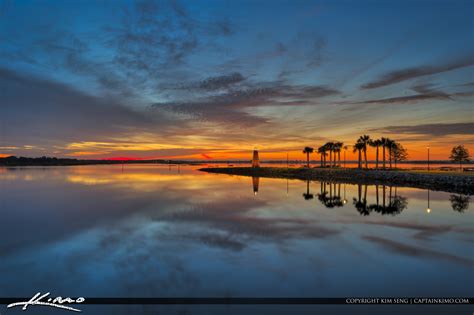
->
303, 135, 408, 169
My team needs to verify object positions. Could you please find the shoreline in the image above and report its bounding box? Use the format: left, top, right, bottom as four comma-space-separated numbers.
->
199, 167, 474, 195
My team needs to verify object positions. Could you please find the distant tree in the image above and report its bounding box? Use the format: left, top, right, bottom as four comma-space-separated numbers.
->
391, 142, 408, 168
302, 146, 314, 168
369, 139, 383, 169
449, 145, 470, 171
449, 194, 470, 212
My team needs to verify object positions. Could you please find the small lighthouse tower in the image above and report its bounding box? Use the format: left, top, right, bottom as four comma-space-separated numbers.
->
252, 148, 260, 168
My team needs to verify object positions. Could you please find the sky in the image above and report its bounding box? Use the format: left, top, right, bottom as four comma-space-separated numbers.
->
0, 0, 473, 160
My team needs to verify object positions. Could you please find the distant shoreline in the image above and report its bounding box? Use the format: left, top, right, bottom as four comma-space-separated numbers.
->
200, 167, 474, 195
0, 156, 201, 167
0, 156, 471, 167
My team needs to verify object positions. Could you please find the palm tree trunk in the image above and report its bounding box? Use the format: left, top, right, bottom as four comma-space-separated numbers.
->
338, 151, 341, 167
382, 145, 386, 169
358, 149, 362, 169
329, 150, 332, 168
306, 152, 309, 168
389, 148, 392, 169
320, 155, 323, 167
364, 148, 368, 169
376, 145, 379, 169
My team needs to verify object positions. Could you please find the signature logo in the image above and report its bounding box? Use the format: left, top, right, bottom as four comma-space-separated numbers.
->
7, 292, 85, 312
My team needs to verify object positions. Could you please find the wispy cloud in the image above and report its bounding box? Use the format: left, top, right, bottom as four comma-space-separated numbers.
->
370, 122, 474, 136
362, 55, 474, 89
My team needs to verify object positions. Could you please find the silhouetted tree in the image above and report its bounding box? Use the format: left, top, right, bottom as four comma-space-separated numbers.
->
318, 146, 325, 167
353, 141, 364, 169
369, 139, 383, 169
391, 142, 408, 168
381, 137, 388, 169
385, 138, 396, 169
357, 135, 371, 169
449, 145, 470, 171
334, 142, 344, 167
303, 146, 314, 168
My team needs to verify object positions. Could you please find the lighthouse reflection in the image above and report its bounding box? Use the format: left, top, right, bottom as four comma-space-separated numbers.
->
252, 176, 259, 195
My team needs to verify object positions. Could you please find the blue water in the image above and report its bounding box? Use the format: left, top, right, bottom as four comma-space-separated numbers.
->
0, 165, 472, 314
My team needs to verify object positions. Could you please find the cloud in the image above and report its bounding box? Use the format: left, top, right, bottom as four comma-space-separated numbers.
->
0, 67, 168, 146
363, 235, 474, 267
370, 122, 474, 136
150, 83, 339, 126
362, 55, 474, 89
353, 83, 473, 105
174, 72, 246, 91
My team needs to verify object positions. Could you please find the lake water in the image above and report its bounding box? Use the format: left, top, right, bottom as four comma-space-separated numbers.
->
0, 165, 472, 315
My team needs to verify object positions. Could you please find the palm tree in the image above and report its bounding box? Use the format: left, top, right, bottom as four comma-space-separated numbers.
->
318, 145, 326, 167
358, 135, 371, 169
369, 139, 383, 169
386, 138, 395, 169
334, 142, 343, 167
325, 142, 334, 167
302, 146, 314, 168
353, 141, 364, 169
381, 137, 388, 169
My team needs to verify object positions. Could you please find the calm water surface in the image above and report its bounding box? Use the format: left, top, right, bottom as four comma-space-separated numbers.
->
0, 165, 472, 314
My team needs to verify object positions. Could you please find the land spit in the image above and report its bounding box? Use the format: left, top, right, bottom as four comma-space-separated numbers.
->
200, 167, 473, 195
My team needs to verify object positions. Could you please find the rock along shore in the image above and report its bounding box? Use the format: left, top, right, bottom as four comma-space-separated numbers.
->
200, 167, 473, 195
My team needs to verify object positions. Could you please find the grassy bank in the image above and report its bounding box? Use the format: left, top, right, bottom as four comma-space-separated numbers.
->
200, 167, 473, 195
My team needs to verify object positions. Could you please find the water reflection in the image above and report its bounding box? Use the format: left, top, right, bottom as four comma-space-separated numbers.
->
318, 182, 344, 208
450, 194, 470, 212
252, 176, 259, 195
245, 177, 473, 216
302, 180, 313, 200
0, 165, 472, 308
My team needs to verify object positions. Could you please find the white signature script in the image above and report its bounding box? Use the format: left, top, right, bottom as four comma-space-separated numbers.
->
7, 292, 85, 312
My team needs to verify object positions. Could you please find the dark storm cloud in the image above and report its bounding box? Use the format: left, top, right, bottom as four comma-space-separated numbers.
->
0, 67, 167, 145
362, 55, 474, 89
370, 122, 474, 136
